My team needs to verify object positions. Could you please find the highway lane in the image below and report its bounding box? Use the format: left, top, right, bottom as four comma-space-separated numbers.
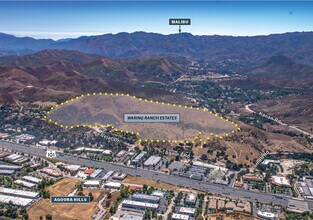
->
1, 140, 312, 211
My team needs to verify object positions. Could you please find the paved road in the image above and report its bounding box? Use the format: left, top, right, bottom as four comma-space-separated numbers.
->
202, 195, 208, 217
245, 104, 313, 138
1, 140, 312, 212
93, 195, 107, 220
163, 191, 176, 219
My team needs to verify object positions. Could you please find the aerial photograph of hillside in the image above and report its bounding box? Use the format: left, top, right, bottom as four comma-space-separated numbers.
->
0, 1, 312, 220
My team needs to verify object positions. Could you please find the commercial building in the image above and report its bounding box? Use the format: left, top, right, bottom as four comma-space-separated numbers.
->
234, 181, 244, 188
0, 170, 15, 175
178, 207, 196, 216
131, 151, 147, 164
144, 156, 161, 168
122, 200, 159, 211
120, 213, 143, 220
0, 187, 39, 199
217, 200, 225, 210
6, 154, 23, 161
185, 193, 197, 205
112, 172, 127, 181
297, 177, 313, 199
168, 161, 185, 172
271, 176, 291, 187
151, 190, 165, 198
38, 139, 57, 146
85, 168, 95, 175
0, 151, 10, 158
0, 194, 34, 206
257, 210, 276, 220
208, 199, 217, 211
0, 164, 22, 170
261, 159, 280, 165
64, 165, 81, 174
128, 184, 144, 192
41, 168, 62, 177
101, 170, 114, 181
74, 147, 112, 155
116, 150, 127, 158
5, 154, 30, 164
15, 134, 35, 143
172, 213, 189, 220
14, 180, 36, 188
242, 174, 264, 182
104, 182, 122, 189
22, 176, 42, 184
110, 211, 143, 220
236, 202, 252, 213
90, 169, 103, 179
132, 193, 160, 204
225, 201, 236, 210
84, 180, 100, 187
193, 161, 228, 173
13, 157, 29, 164
0, 132, 9, 139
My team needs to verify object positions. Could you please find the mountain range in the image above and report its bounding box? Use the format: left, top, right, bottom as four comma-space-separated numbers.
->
1, 31, 313, 104
2, 32, 313, 66
0, 49, 188, 104
1, 32, 312, 157
1, 48, 312, 106
0, 49, 189, 82
244, 55, 313, 89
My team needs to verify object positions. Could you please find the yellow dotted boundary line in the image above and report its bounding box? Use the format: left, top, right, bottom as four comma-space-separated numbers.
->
43, 92, 241, 145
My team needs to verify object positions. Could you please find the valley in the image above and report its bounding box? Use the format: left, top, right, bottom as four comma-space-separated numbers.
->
0, 1, 313, 219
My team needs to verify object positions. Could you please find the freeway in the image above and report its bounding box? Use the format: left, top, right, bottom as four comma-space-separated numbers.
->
1, 140, 312, 211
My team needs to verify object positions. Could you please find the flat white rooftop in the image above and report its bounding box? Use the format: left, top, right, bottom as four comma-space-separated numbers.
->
75, 147, 111, 154
120, 213, 143, 220
257, 210, 275, 218
0, 194, 33, 206
83, 180, 100, 186
144, 156, 161, 166
22, 176, 42, 184
122, 200, 159, 209
102, 170, 114, 180
14, 180, 36, 188
186, 193, 196, 202
172, 213, 189, 220
271, 176, 291, 187
151, 190, 165, 198
6, 154, 22, 160
0, 170, 15, 174
262, 159, 280, 165
132, 193, 160, 201
0, 187, 39, 198
193, 161, 228, 173
179, 207, 196, 215
0, 164, 22, 170
104, 182, 121, 188
90, 169, 103, 178
132, 151, 147, 162
65, 165, 81, 171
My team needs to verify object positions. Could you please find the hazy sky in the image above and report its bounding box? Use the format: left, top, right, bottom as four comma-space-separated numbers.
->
0, 1, 313, 40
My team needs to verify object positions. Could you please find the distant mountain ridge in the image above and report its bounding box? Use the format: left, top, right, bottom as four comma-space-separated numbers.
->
0, 33, 53, 52
1, 32, 313, 66
243, 55, 313, 89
